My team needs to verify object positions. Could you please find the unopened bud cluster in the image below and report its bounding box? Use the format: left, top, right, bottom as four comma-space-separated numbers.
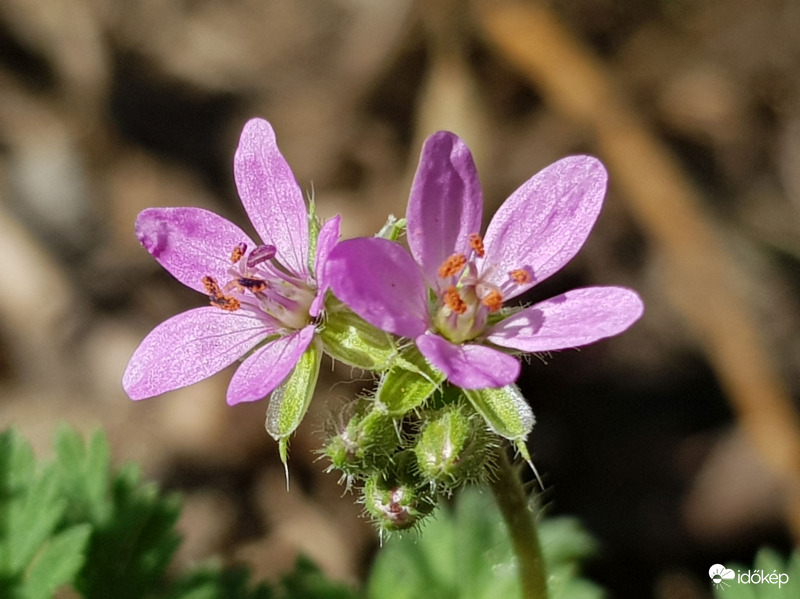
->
311, 218, 535, 534
322, 385, 496, 533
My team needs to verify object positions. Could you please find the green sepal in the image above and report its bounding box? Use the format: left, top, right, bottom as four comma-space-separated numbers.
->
375, 215, 407, 241
307, 196, 321, 275
376, 345, 446, 416
265, 338, 323, 462
320, 296, 397, 371
462, 384, 535, 443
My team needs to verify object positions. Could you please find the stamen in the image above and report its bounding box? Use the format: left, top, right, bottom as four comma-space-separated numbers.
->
202, 275, 241, 311
510, 268, 532, 285
443, 286, 468, 315
247, 244, 277, 268
481, 289, 503, 312
438, 254, 467, 279
202, 275, 223, 297
237, 277, 268, 293
211, 296, 241, 311
230, 242, 247, 263
468, 233, 485, 258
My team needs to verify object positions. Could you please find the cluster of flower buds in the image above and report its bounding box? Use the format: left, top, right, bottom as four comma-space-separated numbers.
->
321, 383, 500, 532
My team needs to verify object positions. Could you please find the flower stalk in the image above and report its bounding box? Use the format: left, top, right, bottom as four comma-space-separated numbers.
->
490, 446, 549, 599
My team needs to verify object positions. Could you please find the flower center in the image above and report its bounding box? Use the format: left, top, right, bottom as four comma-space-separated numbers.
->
202, 242, 316, 331
432, 233, 531, 344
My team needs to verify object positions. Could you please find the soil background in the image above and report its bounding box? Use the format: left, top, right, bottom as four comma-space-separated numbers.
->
1, 1, 799, 597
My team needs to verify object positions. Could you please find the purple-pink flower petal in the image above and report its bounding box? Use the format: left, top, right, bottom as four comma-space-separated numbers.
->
482, 156, 607, 299
225, 325, 315, 405
136, 207, 255, 294
326, 238, 430, 338
123, 307, 272, 400
416, 333, 520, 389
234, 118, 309, 274
310, 215, 341, 318
486, 286, 644, 352
407, 131, 483, 286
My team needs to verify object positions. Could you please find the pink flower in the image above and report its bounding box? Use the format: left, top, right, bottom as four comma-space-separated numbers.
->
326, 132, 643, 390
123, 118, 339, 405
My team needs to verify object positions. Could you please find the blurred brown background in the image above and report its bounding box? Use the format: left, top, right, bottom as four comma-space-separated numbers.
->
1, 1, 799, 597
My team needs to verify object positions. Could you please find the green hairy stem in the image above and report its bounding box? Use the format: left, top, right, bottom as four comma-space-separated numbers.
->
490, 447, 549, 599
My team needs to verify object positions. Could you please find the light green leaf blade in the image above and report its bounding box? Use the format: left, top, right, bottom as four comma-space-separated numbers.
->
7, 464, 65, 574
22, 523, 91, 599
55, 426, 112, 524
0, 430, 37, 574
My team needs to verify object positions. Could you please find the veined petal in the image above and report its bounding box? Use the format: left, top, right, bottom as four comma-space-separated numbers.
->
407, 131, 483, 286
326, 238, 430, 338
123, 307, 271, 400
486, 286, 644, 352
234, 118, 309, 274
136, 207, 255, 294
310, 215, 341, 317
416, 333, 520, 389
226, 325, 315, 405
482, 156, 607, 298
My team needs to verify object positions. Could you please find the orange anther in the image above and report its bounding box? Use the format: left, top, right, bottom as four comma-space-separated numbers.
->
443, 286, 468, 315
211, 295, 241, 311
481, 289, 503, 312
510, 268, 532, 285
202, 275, 241, 311
438, 253, 467, 279
230, 243, 247, 263
468, 233, 485, 257
203, 275, 224, 297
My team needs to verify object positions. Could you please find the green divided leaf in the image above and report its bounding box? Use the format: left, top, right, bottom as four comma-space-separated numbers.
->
49, 425, 182, 599
79, 463, 182, 599
1, 426, 357, 599
0, 427, 181, 599
0, 429, 91, 599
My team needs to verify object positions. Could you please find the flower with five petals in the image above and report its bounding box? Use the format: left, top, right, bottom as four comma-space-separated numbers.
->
123, 118, 339, 406
326, 131, 643, 390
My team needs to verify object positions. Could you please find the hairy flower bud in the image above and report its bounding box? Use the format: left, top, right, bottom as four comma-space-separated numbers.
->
414, 403, 493, 491
362, 467, 435, 532
323, 403, 397, 478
